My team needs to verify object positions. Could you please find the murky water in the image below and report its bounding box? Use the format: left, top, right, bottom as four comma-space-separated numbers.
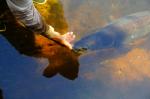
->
1, 0, 150, 99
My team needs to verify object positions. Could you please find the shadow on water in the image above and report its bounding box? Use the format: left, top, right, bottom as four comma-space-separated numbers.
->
0, 0, 79, 98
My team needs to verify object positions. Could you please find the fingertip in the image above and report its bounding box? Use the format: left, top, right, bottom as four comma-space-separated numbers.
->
73, 35, 76, 38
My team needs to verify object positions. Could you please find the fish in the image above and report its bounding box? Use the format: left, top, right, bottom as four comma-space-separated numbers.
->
34, 35, 79, 80
74, 11, 150, 51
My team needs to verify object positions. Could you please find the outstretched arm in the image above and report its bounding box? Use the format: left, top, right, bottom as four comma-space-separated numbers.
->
6, 0, 75, 49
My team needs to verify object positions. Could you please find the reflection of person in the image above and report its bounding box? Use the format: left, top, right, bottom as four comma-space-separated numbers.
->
5, 0, 75, 49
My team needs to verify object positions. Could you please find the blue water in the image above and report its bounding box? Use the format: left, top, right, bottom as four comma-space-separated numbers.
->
1, 0, 150, 99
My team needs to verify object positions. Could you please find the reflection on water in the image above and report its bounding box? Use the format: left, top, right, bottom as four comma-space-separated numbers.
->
61, 0, 150, 39
109, 48, 150, 84
75, 10, 150, 99
1, 0, 150, 99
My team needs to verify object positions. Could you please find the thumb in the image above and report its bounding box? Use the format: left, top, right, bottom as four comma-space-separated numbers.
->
51, 38, 73, 49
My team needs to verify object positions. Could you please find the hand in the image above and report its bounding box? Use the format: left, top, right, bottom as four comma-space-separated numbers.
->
57, 32, 76, 49
43, 25, 75, 49
62, 32, 75, 44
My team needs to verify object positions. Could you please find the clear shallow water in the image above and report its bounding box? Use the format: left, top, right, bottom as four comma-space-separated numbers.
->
61, 0, 150, 39
1, 0, 150, 99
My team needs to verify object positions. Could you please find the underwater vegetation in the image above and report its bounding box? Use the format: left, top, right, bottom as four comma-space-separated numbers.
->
34, 0, 68, 34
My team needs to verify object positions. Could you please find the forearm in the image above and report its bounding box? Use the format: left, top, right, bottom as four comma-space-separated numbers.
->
6, 0, 47, 34
5, 0, 73, 49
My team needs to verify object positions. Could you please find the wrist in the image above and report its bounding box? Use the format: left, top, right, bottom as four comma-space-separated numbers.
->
41, 25, 60, 39
44, 25, 60, 38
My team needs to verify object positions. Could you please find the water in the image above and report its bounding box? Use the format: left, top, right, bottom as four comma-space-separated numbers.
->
1, 0, 150, 99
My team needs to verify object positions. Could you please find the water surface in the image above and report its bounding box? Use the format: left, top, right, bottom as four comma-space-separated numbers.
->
1, 0, 150, 99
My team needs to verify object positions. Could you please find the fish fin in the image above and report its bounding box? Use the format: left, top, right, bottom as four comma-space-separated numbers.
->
59, 63, 79, 80
43, 65, 58, 78
59, 71, 78, 80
